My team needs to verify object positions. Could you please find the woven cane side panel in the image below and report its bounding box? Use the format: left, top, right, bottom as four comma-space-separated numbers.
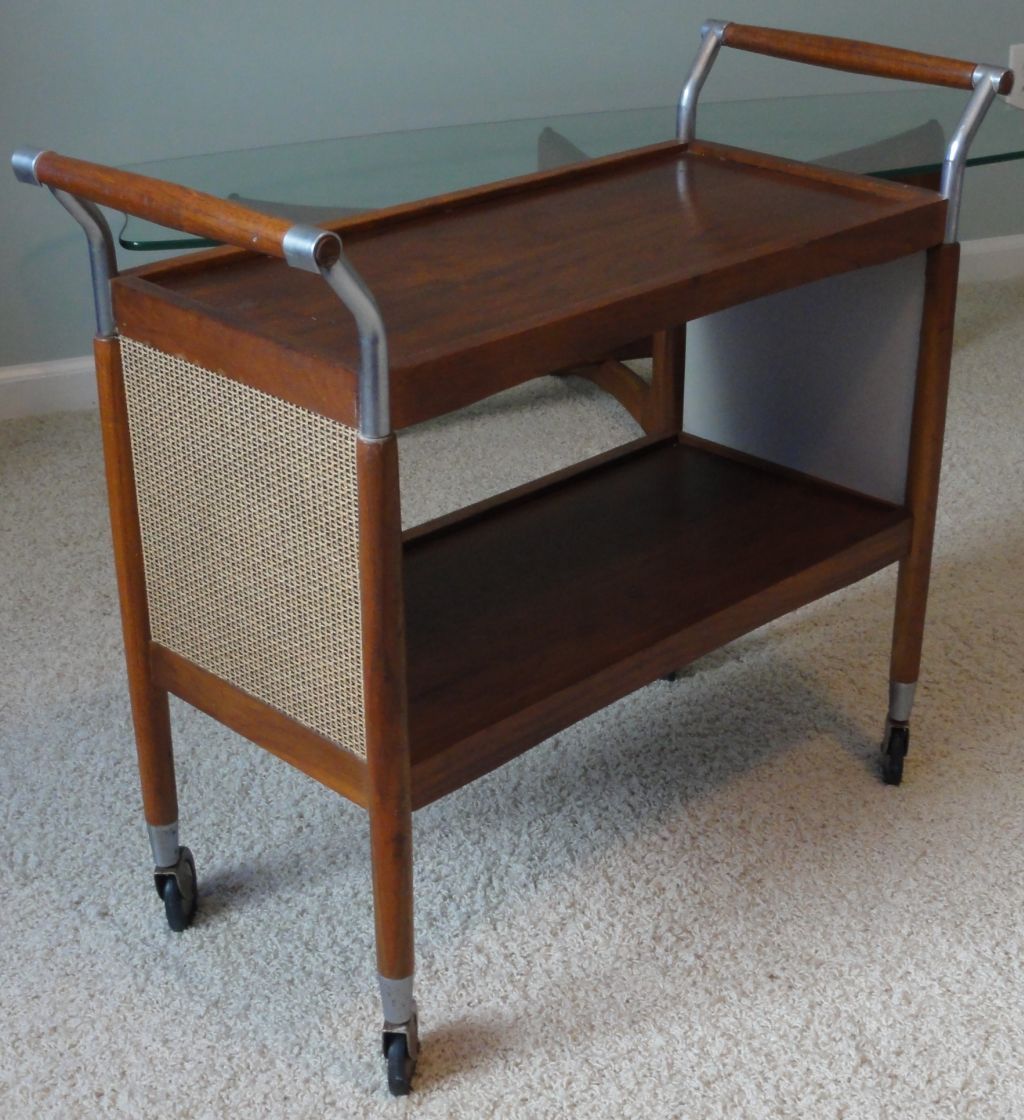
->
120, 337, 366, 758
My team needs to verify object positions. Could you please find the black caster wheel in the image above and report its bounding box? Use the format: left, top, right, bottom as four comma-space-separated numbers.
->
661, 670, 679, 682
155, 847, 198, 932
880, 724, 909, 786
385, 1034, 415, 1096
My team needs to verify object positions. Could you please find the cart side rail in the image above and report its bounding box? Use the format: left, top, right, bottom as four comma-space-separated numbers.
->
12, 150, 338, 266
677, 20, 1013, 241
11, 147, 389, 438
717, 23, 1013, 94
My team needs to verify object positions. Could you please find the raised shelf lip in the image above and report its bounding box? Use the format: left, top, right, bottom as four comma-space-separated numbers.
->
129, 137, 943, 282
118, 140, 946, 435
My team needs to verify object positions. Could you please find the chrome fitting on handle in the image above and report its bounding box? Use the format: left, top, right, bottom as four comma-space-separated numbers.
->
677, 19, 728, 142
11, 147, 46, 186
281, 223, 342, 274
972, 63, 1010, 93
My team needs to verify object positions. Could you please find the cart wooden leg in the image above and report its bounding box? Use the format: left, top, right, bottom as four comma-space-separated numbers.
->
369, 798, 418, 1095
359, 435, 418, 1094
648, 325, 687, 681
95, 337, 197, 925
883, 243, 960, 784
556, 327, 685, 437
645, 325, 686, 437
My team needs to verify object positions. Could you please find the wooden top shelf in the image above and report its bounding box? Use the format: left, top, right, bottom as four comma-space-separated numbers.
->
402, 438, 911, 807
115, 140, 947, 430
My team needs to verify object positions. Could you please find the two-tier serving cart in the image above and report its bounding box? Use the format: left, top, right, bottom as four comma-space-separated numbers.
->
14, 21, 1012, 1095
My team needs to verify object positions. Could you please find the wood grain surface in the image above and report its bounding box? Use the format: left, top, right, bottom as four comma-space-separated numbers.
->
720, 24, 1012, 94
131, 144, 945, 429
94, 337, 178, 827
403, 440, 912, 805
889, 242, 961, 684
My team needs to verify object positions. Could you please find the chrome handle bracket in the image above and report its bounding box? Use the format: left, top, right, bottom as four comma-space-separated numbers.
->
677, 19, 728, 143
12, 148, 118, 338
283, 224, 391, 440
940, 64, 1005, 243
51, 188, 118, 339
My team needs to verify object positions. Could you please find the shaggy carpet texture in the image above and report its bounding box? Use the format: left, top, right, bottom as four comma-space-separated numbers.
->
1, 277, 1022, 1119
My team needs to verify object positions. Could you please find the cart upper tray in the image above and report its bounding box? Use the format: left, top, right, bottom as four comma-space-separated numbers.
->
113, 139, 947, 430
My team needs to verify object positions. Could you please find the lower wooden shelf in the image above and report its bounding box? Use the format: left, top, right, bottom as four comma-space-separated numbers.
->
404, 438, 911, 807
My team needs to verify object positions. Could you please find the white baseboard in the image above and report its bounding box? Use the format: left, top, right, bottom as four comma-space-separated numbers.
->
959, 234, 1024, 283
0, 355, 96, 421
2, 235, 1022, 422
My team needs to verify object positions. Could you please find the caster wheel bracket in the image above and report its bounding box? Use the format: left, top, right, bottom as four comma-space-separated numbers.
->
153, 846, 198, 932
381, 1009, 419, 1061
382, 1010, 419, 1096
880, 722, 910, 786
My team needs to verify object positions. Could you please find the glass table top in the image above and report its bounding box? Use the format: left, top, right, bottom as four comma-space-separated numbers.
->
120, 88, 1024, 251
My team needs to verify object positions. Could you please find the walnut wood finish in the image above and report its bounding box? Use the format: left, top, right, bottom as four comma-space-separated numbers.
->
118, 139, 683, 288
565, 325, 684, 435
884, 169, 942, 193
32, 151, 341, 264
889, 242, 960, 685
678, 431, 904, 509
331, 139, 683, 237
720, 23, 1013, 94
564, 154, 940, 433
613, 338, 655, 362
687, 139, 939, 201
403, 440, 912, 807
150, 645, 369, 806
93, 337, 177, 827
403, 433, 671, 544
647, 326, 685, 436
113, 277, 358, 428
560, 358, 650, 430
359, 436, 415, 982
136, 143, 945, 430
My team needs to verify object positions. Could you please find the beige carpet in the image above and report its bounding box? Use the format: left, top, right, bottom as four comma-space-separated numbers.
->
2, 277, 1023, 1118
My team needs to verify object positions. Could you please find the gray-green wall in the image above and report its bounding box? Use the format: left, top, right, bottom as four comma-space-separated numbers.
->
3, 1, 1022, 366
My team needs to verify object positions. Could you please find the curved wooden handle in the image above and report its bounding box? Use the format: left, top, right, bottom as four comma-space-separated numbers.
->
721, 23, 1014, 95
32, 150, 337, 262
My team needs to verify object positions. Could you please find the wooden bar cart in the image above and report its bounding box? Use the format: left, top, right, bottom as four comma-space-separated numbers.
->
13, 22, 1012, 1096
